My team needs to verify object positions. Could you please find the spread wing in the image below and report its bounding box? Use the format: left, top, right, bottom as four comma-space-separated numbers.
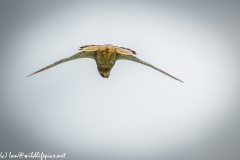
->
117, 54, 183, 83
27, 51, 96, 77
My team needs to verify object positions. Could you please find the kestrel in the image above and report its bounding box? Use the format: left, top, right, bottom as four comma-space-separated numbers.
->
27, 44, 183, 83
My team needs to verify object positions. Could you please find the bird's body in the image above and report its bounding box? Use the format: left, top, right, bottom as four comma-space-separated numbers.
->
95, 45, 117, 78
28, 44, 183, 82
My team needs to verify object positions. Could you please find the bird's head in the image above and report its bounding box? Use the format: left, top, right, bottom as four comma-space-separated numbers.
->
98, 67, 111, 78
99, 70, 110, 78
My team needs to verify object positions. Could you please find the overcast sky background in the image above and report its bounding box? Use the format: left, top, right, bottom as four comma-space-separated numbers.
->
0, 0, 240, 160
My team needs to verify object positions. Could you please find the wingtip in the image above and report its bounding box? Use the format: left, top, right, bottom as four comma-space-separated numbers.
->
179, 79, 184, 83
26, 73, 34, 78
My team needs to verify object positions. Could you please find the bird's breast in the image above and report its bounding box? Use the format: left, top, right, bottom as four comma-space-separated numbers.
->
96, 50, 117, 70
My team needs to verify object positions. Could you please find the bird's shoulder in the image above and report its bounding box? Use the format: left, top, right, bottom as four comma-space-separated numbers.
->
115, 46, 137, 56
78, 44, 137, 56
78, 45, 101, 51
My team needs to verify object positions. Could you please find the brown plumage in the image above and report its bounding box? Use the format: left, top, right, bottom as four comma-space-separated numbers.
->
27, 44, 183, 82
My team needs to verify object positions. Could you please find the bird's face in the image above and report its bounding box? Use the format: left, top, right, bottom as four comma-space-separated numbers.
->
99, 70, 110, 78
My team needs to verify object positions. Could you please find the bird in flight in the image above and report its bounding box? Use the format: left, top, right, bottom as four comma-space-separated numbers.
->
27, 44, 183, 83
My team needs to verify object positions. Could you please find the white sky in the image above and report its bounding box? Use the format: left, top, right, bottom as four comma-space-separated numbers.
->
1, 1, 240, 159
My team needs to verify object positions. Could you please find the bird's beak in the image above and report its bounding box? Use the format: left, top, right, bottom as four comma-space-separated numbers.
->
100, 71, 110, 78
